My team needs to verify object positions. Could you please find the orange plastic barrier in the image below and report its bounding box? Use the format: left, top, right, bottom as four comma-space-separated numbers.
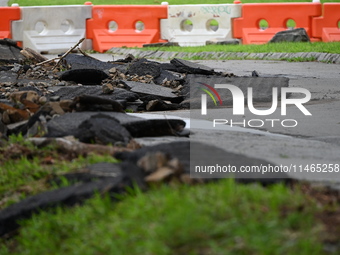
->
0, 7, 20, 39
233, 3, 322, 44
86, 5, 168, 52
312, 3, 340, 42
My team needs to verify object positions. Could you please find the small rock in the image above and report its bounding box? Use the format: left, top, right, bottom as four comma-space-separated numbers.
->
50, 96, 61, 102
32, 66, 41, 71
59, 100, 73, 112
146, 100, 159, 111
38, 96, 47, 105
167, 158, 183, 173
173, 85, 183, 92
37, 82, 48, 88
56, 81, 66, 86
124, 54, 135, 62
4, 108, 30, 123
10, 91, 39, 104
21, 99, 40, 113
43, 102, 65, 115
269, 28, 310, 43
137, 152, 168, 172
145, 99, 180, 111
0, 82, 14, 87
221, 72, 234, 77
1, 111, 10, 124
145, 167, 174, 183
252, 70, 259, 77
102, 83, 114, 94
109, 67, 117, 74
11, 63, 22, 73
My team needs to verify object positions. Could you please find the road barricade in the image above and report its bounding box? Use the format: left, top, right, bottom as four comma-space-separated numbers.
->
11, 5, 91, 54
233, 3, 322, 44
312, 3, 340, 42
160, 4, 242, 46
86, 5, 168, 52
0, 6, 20, 39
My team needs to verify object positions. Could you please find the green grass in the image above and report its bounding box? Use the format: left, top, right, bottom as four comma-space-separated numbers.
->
0, 154, 118, 208
0, 136, 118, 209
1, 1, 340, 252
137, 42, 340, 61
7, 0, 340, 6
143, 42, 340, 54
137, 42, 340, 62
0, 179, 325, 255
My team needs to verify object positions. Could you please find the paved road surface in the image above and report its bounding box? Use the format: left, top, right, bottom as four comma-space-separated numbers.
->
135, 58, 340, 186
49, 53, 340, 186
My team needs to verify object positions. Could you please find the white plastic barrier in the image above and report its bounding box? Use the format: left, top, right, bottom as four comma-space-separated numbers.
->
161, 3, 242, 46
12, 5, 92, 54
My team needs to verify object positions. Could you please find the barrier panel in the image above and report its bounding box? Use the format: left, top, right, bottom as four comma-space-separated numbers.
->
0, 7, 20, 39
233, 3, 322, 44
86, 5, 168, 52
312, 3, 340, 42
11, 5, 92, 54
160, 3, 242, 46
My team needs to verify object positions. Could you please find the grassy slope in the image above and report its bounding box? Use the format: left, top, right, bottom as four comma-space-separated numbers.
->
1, 0, 340, 253
0, 180, 325, 255
0, 136, 118, 209
0, 136, 337, 255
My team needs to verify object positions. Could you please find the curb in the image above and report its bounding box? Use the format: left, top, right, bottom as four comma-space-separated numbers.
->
108, 48, 340, 64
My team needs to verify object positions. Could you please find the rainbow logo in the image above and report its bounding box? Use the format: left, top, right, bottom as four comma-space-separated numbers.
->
198, 82, 223, 106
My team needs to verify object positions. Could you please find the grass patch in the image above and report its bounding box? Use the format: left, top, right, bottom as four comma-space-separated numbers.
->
0, 179, 325, 255
136, 42, 339, 62
0, 136, 118, 209
143, 42, 340, 55
7, 0, 340, 6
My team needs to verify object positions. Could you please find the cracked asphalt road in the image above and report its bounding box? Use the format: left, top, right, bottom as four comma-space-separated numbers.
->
49, 54, 340, 186
143, 59, 340, 186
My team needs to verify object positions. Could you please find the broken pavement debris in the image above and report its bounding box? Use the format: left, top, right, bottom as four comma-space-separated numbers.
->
59, 69, 109, 85
269, 28, 311, 43
0, 38, 295, 237
0, 39, 24, 65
